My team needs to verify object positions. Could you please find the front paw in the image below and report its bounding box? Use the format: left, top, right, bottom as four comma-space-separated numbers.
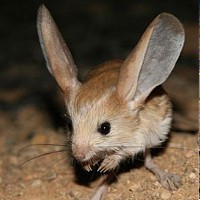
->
97, 155, 120, 173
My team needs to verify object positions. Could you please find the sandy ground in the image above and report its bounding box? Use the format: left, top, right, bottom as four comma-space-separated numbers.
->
0, 116, 198, 200
0, 62, 198, 200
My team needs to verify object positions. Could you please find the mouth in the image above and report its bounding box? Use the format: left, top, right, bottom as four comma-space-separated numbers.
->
82, 159, 102, 172
80, 150, 116, 172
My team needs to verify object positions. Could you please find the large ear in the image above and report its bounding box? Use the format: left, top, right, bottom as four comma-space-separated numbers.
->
37, 5, 81, 93
117, 13, 185, 103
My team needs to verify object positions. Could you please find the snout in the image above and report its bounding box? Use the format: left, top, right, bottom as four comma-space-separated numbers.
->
72, 144, 91, 161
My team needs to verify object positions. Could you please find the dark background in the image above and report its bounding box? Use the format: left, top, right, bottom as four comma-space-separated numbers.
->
0, 0, 197, 66
0, 0, 198, 125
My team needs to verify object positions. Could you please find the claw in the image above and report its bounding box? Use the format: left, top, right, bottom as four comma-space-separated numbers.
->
97, 162, 112, 173
83, 164, 92, 172
97, 166, 106, 173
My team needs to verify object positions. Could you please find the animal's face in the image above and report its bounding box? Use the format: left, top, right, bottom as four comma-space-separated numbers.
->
65, 88, 139, 167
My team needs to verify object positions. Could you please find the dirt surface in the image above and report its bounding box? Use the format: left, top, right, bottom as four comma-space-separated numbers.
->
0, 1, 198, 200
0, 111, 198, 200
0, 63, 198, 200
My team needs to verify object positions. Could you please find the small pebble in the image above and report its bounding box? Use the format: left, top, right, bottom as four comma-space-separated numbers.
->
154, 181, 160, 187
189, 172, 196, 179
16, 192, 23, 197
0, 176, 3, 184
68, 190, 80, 198
150, 175, 157, 181
112, 188, 118, 193
130, 183, 141, 192
161, 189, 171, 200
31, 179, 42, 187
185, 150, 194, 158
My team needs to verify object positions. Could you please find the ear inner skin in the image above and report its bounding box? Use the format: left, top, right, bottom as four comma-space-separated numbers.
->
117, 13, 184, 103
135, 14, 184, 100
37, 5, 80, 93
116, 21, 154, 101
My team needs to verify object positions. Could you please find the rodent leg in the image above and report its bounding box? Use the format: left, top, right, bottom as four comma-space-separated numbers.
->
144, 149, 181, 191
91, 173, 116, 200
90, 184, 107, 200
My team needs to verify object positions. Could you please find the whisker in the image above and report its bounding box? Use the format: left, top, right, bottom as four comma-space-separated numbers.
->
45, 154, 68, 169
19, 143, 67, 153
18, 149, 66, 167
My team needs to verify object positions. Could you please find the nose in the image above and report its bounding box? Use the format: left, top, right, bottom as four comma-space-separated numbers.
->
73, 149, 86, 160
72, 144, 90, 161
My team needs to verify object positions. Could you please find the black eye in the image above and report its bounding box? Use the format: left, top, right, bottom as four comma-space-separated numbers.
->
98, 122, 111, 135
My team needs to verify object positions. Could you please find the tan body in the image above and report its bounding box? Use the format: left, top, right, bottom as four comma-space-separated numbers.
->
37, 5, 184, 200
